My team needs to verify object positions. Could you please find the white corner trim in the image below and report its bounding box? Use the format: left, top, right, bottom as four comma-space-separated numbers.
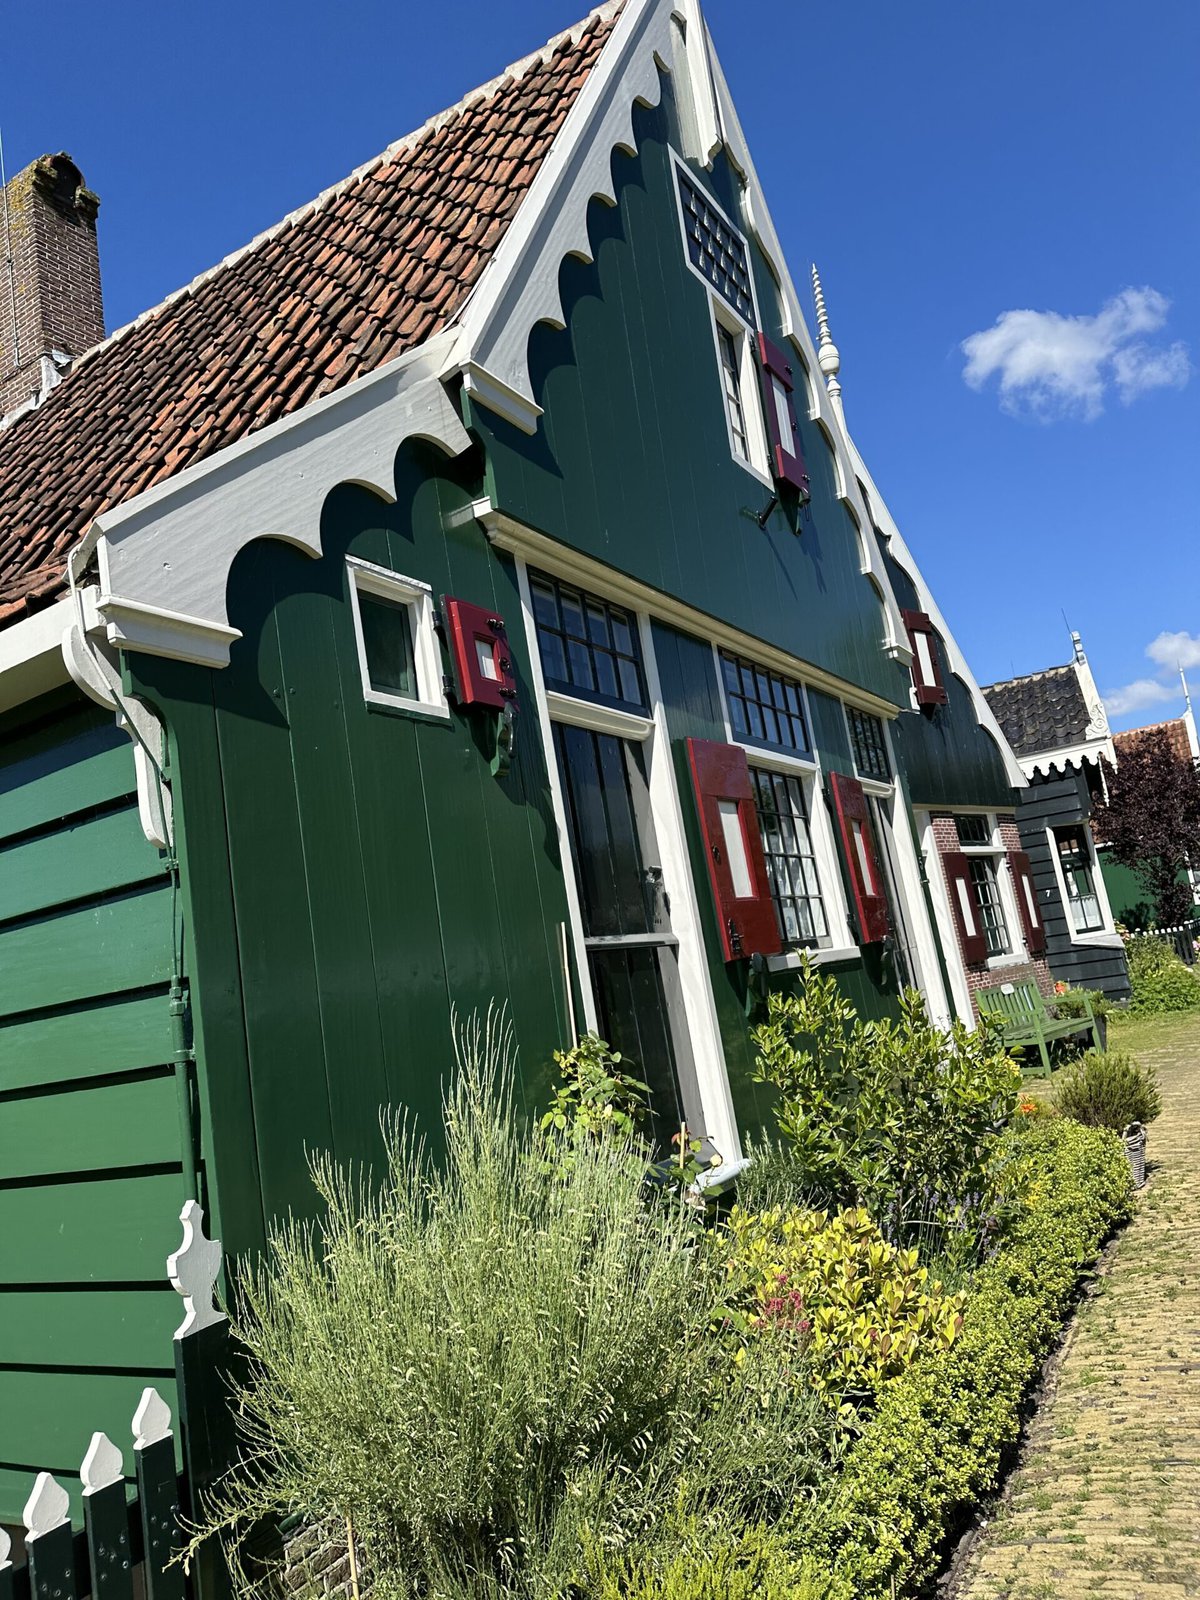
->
81, 333, 470, 669
460, 361, 544, 435
0, 595, 73, 713
447, 0, 677, 411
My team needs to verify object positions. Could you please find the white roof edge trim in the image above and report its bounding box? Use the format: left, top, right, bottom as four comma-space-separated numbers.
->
1019, 736, 1117, 781
446, 0, 911, 675
0, 595, 73, 712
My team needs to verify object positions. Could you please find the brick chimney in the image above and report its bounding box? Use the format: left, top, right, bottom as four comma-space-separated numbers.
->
1, 152, 104, 418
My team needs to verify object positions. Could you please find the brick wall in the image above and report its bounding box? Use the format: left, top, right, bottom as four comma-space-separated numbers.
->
930, 812, 1053, 1017
1, 153, 104, 417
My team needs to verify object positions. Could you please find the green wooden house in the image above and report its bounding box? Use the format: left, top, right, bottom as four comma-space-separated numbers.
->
0, 0, 1056, 1519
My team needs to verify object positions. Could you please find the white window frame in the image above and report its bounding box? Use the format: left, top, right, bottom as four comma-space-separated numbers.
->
346, 556, 448, 720
712, 644, 856, 967
952, 812, 1028, 970
517, 558, 740, 1169
1045, 822, 1124, 948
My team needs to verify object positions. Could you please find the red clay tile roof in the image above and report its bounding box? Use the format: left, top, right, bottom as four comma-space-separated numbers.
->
0, 2, 620, 627
1115, 718, 1195, 766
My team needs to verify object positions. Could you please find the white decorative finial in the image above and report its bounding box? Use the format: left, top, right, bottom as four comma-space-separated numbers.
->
81, 1432, 124, 1495
0, 1525, 12, 1571
167, 1200, 225, 1339
133, 1387, 174, 1450
23, 1472, 71, 1539
811, 263, 843, 412
1071, 630, 1086, 664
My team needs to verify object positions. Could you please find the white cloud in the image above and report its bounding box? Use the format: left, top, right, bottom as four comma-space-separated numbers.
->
1146, 630, 1200, 671
961, 287, 1190, 421
1102, 677, 1180, 718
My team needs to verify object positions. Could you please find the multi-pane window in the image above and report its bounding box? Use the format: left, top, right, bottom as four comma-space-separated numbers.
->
955, 813, 991, 847
847, 707, 890, 781
1055, 825, 1104, 934
751, 768, 827, 947
968, 856, 1011, 957
676, 169, 755, 324
721, 653, 810, 754
530, 572, 646, 711
717, 323, 751, 462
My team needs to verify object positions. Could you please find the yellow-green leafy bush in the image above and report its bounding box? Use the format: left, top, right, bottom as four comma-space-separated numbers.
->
718, 1205, 965, 1404
583, 1519, 850, 1600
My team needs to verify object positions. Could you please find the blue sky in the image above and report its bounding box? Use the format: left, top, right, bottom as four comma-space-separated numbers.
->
5, 0, 1196, 728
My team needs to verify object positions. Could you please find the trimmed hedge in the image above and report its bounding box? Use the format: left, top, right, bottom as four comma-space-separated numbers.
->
797, 1118, 1132, 1598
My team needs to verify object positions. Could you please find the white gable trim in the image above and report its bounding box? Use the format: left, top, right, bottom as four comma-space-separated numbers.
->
0, 597, 73, 713
74, 332, 470, 668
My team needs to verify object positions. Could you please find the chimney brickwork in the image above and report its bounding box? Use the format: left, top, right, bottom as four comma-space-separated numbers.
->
1, 152, 104, 418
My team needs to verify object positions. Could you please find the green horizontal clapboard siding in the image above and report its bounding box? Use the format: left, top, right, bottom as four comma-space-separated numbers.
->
0, 690, 184, 1514
0, 990, 174, 1093
0, 1372, 181, 1520
0, 1072, 178, 1180
0, 885, 175, 1019
0, 1289, 179, 1370
0, 802, 165, 923
0, 1171, 182, 1284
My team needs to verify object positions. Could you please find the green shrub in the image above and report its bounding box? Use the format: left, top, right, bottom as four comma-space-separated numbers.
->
539, 1031, 649, 1174
1126, 936, 1200, 1015
194, 1013, 835, 1600
1054, 1048, 1162, 1130
583, 1518, 850, 1600
750, 962, 1020, 1255
795, 1117, 1132, 1599
1051, 984, 1112, 1019
717, 1205, 964, 1407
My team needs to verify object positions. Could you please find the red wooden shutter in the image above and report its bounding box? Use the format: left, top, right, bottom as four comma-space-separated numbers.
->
755, 333, 810, 495
686, 739, 782, 962
828, 771, 890, 944
442, 597, 517, 711
1008, 848, 1046, 955
941, 850, 989, 966
901, 609, 948, 707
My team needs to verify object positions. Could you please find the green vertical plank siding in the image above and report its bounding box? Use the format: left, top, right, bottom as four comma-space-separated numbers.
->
0, 692, 183, 1523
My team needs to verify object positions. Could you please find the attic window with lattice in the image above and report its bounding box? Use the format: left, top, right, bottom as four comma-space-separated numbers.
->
676, 170, 755, 325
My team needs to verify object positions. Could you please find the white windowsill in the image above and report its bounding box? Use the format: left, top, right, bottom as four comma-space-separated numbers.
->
1069, 931, 1126, 950
985, 953, 1027, 972
767, 945, 860, 973
545, 690, 653, 740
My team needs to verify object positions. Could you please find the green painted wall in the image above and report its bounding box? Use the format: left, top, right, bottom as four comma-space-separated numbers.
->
881, 541, 1016, 810
0, 689, 181, 1524
473, 84, 908, 712
131, 442, 576, 1255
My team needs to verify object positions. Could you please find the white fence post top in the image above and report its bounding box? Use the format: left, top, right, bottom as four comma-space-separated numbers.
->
24, 1472, 70, 1540
133, 1387, 173, 1450
167, 1199, 226, 1339
81, 1432, 124, 1495
0, 1525, 11, 1571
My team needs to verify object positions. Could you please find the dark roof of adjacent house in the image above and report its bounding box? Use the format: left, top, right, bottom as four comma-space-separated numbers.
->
0, 1, 619, 628
980, 662, 1091, 759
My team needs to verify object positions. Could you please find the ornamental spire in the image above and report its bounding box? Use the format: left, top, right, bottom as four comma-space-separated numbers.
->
811, 263, 843, 414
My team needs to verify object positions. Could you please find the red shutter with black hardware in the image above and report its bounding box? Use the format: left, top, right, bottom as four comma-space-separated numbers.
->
1008, 848, 1046, 955
901, 609, 948, 707
686, 739, 782, 963
755, 333, 810, 495
828, 771, 890, 945
941, 850, 989, 966
442, 597, 518, 711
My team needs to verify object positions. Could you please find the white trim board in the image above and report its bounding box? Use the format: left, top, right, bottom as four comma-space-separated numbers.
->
0, 597, 73, 714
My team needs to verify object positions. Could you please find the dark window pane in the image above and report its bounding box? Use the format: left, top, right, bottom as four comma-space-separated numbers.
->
593, 649, 619, 701
589, 945, 683, 1149
531, 580, 559, 629
530, 570, 647, 712
586, 603, 611, 646
610, 611, 635, 656
751, 767, 825, 948
618, 656, 643, 705
358, 591, 415, 698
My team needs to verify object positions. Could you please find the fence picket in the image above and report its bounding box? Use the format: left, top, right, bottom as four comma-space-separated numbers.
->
133, 1390, 185, 1600
23, 1474, 74, 1600
82, 1434, 134, 1600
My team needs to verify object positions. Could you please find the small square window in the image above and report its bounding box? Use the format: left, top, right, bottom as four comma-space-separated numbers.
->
347, 558, 448, 720
358, 590, 416, 699
955, 814, 991, 847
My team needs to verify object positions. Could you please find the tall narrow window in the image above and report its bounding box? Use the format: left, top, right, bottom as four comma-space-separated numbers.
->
847, 707, 891, 781
717, 323, 751, 464
750, 767, 827, 947
1055, 825, 1103, 933
968, 856, 1011, 956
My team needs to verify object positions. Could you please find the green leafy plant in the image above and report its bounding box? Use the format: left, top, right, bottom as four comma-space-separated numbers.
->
1125, 936, 1200, 1015
539, 1032, 649, 1173
717, 1205, 965, 1407
1054, 1048, 1162, 1130
795, 1117, 1132, 1599
1051, 984, 1113, 1020
583, 1517, 850, 1600
750, 961, 1020, 1254
191, 1012, 834, 1600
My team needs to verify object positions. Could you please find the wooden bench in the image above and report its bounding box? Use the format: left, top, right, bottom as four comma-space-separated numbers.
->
976, 980, 1100, 1076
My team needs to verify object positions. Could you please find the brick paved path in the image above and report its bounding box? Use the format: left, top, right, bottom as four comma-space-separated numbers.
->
956, 1014, 1200, 1599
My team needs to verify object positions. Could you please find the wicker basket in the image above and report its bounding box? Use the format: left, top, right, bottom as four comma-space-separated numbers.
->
1123, 1121, 1147, 1189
